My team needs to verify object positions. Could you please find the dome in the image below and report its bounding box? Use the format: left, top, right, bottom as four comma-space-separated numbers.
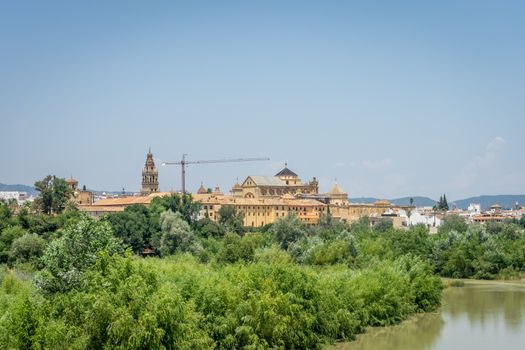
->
374, 199, 391, 206
328, 182, 346, 195
197, 183, 207, 194
66, 177, 78, 185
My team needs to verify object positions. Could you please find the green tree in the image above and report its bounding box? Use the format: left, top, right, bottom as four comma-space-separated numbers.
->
35, 215, 123, 294
0, 200, 15, 231
10, 233, 46, 266
374, 217, 393, 232
194, 217, 225, 238
155, 210, 195, 256
218, 205, 245, 235
104, 204, 155, 254
439, 214, 468, 234
442, 194, 449, 210
518, 215, 525, 229
150, 194, 201, 226
435, 194, 449, 211
0, 226, 27, 263
217, 232, 256, 264
33, 175, 72, 214
270, 214, 307, 250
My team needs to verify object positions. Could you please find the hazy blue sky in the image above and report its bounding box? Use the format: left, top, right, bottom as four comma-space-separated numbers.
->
1, 0, 524, 200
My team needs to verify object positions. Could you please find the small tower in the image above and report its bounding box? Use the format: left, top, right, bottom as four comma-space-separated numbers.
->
141, 148, 159, 195
197, 182, 207, 194
66, 176, 78, 191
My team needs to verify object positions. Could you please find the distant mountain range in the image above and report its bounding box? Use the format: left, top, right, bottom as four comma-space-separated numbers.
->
2, 183, 523, 210
352, 195, 525, 210
450, 195, 525, 210
0, 183, 38, 196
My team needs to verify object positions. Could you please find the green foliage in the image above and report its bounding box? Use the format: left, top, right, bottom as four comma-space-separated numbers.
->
434, 194, 449, 211
3, 193, 525, 348
10, 233, 46, 266
218, 205, 245, 235
150, 194, 201, 226
216, 232, 256, 264
155, 210, 196, 256
0, 226, 27, 263
194, 217, 225, 239
519, 215, 525, 229
0, 201, 15, 231
430, 224, 525, 279
439, 214, 468, 233
33, 175, 73, 214
270, 214, 307, 250
104, 204, 158, 254
373, 218, 393, 232
35, 215, 123, 294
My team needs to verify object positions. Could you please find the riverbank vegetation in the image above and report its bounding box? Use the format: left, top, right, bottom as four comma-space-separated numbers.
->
0, 192, 524, 348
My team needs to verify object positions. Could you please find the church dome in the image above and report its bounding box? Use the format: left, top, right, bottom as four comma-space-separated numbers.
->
328, 182, 346, 195
66, 177, 78, 185
197, 183, 207, 194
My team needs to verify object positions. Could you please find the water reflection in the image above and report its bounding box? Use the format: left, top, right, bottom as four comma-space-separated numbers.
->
337, 282, 525, 350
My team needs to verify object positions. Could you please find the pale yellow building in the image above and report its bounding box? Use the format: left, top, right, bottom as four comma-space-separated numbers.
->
66, 177, 94, 206
80, 164, 412, 227
235, 165, 318, 198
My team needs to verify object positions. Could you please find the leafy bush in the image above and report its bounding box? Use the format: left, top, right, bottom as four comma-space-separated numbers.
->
10, 233, 46, 266
270, 214, 307, 250
155, 210, 196, 256
35, 215, 123, 294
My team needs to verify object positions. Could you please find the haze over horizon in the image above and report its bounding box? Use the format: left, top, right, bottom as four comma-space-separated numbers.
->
1, 1, 524, 199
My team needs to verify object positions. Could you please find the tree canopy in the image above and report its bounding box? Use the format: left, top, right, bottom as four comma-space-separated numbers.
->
33, 175, 72, 214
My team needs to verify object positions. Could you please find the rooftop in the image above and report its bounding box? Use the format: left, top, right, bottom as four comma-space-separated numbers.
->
275, 167, 298, 177
245, 176, 287, 187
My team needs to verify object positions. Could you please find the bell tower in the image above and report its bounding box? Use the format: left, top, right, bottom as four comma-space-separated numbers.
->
141, 148, 159, 194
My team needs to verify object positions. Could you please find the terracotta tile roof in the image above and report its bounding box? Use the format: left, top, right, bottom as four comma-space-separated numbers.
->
92, 192, 172, 206
78, 205, 125, 213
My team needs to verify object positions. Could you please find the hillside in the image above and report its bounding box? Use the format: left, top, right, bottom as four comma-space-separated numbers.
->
451, 195, 525, 210
0, 183, 38, 196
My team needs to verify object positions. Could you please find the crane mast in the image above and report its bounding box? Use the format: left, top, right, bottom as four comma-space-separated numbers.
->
162, 154, 270, 194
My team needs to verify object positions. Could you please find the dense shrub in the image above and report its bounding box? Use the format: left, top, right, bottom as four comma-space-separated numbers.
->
9, 233, 46, 266
270, 214, 307, 250
35, 215, 123, 294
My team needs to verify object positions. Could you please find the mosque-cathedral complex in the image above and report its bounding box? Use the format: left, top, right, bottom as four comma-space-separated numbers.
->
79, 150, 411, 226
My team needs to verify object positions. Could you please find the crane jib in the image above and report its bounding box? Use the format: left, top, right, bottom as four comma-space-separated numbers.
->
161, 156, 270, 193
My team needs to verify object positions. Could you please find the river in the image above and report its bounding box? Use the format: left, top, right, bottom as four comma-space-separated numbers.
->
337, 281, 525, 350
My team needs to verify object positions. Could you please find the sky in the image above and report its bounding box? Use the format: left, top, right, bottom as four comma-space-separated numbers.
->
1, 0, 524, 200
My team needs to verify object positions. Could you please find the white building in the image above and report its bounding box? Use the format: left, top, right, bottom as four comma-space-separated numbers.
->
406, 209, 442, 229
467, 203, 481, 215
0, 191, 29, 204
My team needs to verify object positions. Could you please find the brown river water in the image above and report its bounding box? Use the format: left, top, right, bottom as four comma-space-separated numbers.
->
337, 281, 525, 350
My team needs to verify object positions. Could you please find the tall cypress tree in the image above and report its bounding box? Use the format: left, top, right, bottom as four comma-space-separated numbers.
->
443, 194, 449, 210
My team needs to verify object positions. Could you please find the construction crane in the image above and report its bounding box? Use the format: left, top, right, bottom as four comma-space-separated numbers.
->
162, 154, 270, 194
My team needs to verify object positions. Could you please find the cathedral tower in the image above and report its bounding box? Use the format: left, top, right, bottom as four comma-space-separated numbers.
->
141, 149, 159, 194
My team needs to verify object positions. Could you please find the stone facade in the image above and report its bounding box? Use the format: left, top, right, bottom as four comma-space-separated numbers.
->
81, 164, 413, 227
141, 149, 159, 194
233, 165, 318, 199
66, 177, 94, 205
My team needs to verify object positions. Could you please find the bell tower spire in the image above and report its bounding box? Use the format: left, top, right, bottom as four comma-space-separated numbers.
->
141, 149, 159, 194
